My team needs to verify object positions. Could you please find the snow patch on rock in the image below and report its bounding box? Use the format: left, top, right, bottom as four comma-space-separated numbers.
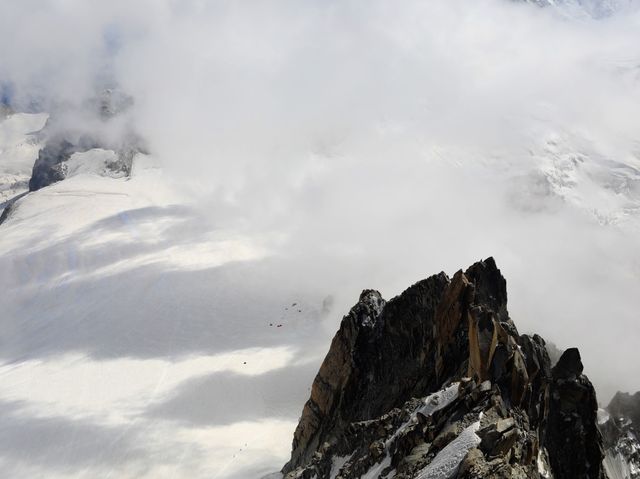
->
416, 420, 481, 479
66, 148, 125, 179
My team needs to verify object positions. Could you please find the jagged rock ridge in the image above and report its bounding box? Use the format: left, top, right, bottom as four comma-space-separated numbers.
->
280, 258, 606, 478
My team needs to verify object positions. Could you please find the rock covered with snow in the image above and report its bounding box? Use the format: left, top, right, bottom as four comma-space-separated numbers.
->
279, 258, 606, 478
0, 96, 145, 226
28, 88, 145, 192
601, 391, 640, 478
520, 0, 640, 18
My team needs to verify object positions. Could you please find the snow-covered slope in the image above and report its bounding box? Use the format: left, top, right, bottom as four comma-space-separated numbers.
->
508, 125, 640, 230
0, 151, 333, 478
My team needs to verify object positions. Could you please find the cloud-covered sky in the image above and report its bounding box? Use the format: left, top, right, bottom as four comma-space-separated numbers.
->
1, 0, 640, 398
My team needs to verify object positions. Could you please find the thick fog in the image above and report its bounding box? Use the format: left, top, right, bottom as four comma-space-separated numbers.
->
1, 0, 640, 416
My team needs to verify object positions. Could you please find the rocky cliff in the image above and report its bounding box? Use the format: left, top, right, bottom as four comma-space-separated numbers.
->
280, 258, 606, 479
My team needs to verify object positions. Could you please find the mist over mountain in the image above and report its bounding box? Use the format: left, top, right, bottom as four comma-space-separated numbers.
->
0, 1, 639, 478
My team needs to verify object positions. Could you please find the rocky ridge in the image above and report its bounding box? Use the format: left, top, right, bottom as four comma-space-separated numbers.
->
279, 258, 606, 479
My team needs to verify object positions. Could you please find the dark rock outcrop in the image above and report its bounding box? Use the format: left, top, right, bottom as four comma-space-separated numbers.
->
29, 136, 92, 191
281, 258, 607, 479
545, 348, 606, 479
28, 132, 142, 191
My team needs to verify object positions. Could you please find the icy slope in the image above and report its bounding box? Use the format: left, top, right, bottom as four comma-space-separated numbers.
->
506, 124, 640, 231
0, 157, 332, 479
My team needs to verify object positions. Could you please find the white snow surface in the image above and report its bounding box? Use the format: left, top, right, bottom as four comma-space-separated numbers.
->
66, 148, 126, 179
386, 383, 460, 451
599, 408, 612, 425
415, 420, 482, 479
418, 383, 460, 418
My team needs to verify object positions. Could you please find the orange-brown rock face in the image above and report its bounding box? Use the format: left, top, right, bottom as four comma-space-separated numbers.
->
433, 271, 473, 382
284, 258, 507, 473
287, 290, 384, 468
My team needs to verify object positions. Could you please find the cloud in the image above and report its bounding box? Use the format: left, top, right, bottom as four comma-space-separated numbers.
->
145, 361, 316, 426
